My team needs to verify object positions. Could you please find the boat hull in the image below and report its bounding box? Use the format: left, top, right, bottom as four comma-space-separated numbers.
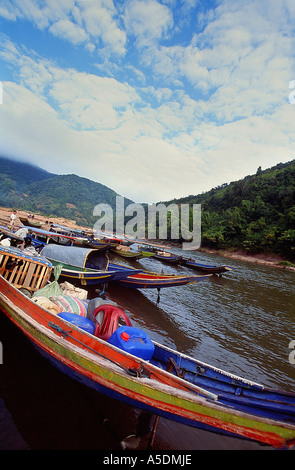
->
32, 344, 280, 443
19, 217, 44, 228
181, 259, 233, 274
1, 275, 295, 449
116, 273, 210, 289
41, 245, 143, 286
108, 263, 211, 289
140, 251, 155, 258
49, 260, 142, 286
111, 249, 143, 259
154, 254, 183, 264
73, 240, 110, 251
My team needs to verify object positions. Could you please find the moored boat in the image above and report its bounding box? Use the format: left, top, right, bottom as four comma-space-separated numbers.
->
111, 245, 144, 259
49, 224, 111, 250
136, 243, 182, 264
101, 235, 132, 247
153, 250, 183, 264
181, 258, 235, 274
19, 216, 44, 228
41, 244, 142, 286
140, 250, 155, 258
19, 226, 109, 251
22, 226, 75, 247
73, 238, 110, 251
0, 250, 294, 449
108, 262, 212, 289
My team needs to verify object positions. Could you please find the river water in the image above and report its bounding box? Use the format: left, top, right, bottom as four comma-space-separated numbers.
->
0, 248, 294, 451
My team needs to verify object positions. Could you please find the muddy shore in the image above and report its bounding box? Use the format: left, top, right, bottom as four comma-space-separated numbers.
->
0, 206, 294, 271
198, 247, 295, 271
0, 207, 87, 232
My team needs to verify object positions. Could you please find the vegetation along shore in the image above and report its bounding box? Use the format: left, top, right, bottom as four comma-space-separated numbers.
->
0, 205, 294, 272
0, 156, 294, 268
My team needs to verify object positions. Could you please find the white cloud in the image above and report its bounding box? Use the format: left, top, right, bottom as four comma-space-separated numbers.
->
143, 0, 295, 126
49, 19, 89, 45
0, 82, 70, 167
124, 0, 174, 47
2, 69, 294, 204
0, 3, 18, 20
0, 1, 295, 204
79, 0, 126, 55
0, 0, 126, 55
0, 36, 137, 130
0, 35, 20, 62
0, 0, 74, 29
48, 72, 141, 131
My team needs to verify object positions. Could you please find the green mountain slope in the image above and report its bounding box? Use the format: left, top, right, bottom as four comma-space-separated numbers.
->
167, 160, 295, 261
1, 156, 294, 260
0, 156, 133, 227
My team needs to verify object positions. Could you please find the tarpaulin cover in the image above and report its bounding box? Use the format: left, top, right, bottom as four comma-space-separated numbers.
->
41, 245, 108, 270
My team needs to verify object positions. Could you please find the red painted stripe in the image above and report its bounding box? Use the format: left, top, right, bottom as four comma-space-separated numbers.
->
1, 279, 293, 449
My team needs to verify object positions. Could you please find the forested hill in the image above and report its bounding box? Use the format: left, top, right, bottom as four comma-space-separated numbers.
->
168, 160, 295, 261
0, 156, 133, 227
1, 156, 294, 260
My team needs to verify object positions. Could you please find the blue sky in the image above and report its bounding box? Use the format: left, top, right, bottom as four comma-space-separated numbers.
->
0, 0, 295, 203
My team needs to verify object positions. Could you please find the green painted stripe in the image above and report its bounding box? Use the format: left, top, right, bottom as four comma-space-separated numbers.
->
2, 298, 295, 444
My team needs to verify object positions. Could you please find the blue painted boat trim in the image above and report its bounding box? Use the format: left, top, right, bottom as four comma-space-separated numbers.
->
33, 342, 250, 442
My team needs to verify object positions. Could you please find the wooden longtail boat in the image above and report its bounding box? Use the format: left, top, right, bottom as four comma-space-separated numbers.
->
19, 217, 44, 228
0, 248, 295, 448
72, 238, 110, 251
41, 244, 142, 286
101, 235, 132, 247
49, 223, 85, 236
140, 250, 155, 258
41, 245, 206, 290
154, 251, 183, 264
111, 245, 144, 259
136, 243, 182, 264
49, 224, 111, 251
108, 262, 212, 289
181, 258, 235, 274
21, 226, 110, 251
47, 264, 113, 286
23, 226, 75, 247
123, 242, 156, 258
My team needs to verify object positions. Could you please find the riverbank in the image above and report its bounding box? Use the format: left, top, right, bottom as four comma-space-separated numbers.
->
198, 247, 295, 272
1, 206, 294, 272
0, 206, 87, 232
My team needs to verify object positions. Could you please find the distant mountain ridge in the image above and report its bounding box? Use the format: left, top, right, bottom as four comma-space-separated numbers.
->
0, 156, 133, 227
1, 155, 294, 261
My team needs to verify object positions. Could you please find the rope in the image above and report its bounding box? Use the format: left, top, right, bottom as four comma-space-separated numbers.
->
48, 322, 217, 400
48, 321, 147, 377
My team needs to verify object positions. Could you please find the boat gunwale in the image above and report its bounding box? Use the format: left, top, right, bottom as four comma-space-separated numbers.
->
0, 283, 220, 403
1, 273, 295, 448
0, 278, 290, 397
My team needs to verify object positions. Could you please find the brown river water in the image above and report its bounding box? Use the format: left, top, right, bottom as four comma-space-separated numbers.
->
0, 248, 294, 451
